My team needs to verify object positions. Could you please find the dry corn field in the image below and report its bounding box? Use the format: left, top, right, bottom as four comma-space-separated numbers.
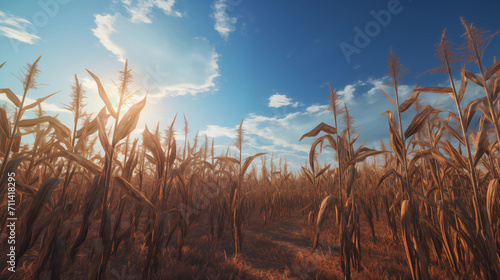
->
1, 18, 500, 280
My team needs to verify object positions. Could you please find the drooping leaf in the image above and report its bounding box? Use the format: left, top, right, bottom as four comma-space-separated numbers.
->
485, 59, 500, 81
0, 157, 28, 194
76, 107, 108, 138
0, 107, 10, 138
412, 87, 453, 94
70, 175, 104, 259
113, 95, 147, 145
241, 153, 266, 176
97, 114, 112, 155
462, 97, 485, 131
22, 92, 58, 111
380, 87, 397, 109
214, 156, 240, 166
462, 70, 484, 87
400, 90, 421, 112
63, 150, 103, 175
315, 164, 331, 178
86, 69, 118, 118
473, 117, 489, 167
344, 149, 387, 167
376, 169, 403, 188
0, 88, 21, 107
404, 106, 433, 139
17, 178, 62, 260
299, 122, 337, 141
114, 176, 156, 211
458, 67, 468, 102
317, 195, 336, 230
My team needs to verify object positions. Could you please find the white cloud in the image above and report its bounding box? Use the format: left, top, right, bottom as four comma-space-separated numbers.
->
154, 53, 220, 97
92, 14, 126, 63
202, 125, 237, 138
199, 74, 489, 172
91, 13, 220, 99
306, 104, 328, 114
121, 0, 182, 23
268, 93, 300, 108
212, 0, 237, 40
0, 94, 68, 114
0, 11, 40, 44
338, 84, 355, 104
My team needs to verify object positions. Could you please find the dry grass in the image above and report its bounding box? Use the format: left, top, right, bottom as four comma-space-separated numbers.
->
0, 18, 499, 280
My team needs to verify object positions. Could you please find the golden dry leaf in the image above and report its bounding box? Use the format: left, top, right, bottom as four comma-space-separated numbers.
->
241, 152, 266, 176
76, 107, 108, 138
400, 200, 417, 280
0, 88, 21, 107
301, 166, 314, 184
97, 115, 112, 155
86, 69, 118, 118
376, 169, 402, 188
114, 176, 156, 211
400, 90, 421, 112
411, 86, 453, 94
316, 195, 336, 231
22, 92, 58, 111
88, 238, 103, 280
214, 156, 240, 166
462, 69, 484, 87
315, 163, 331, 178
462, 97, 485, 131
444, 124, 465, 146
0, 107, 10, 137
63, 150, 103, 175
485, 59, 500, 81
458, 67, 468, 102
380, 87, 397, 109
486, 179, 499, 231
299, 122, 336, 141
404, 106, 433, 140
113, 95, 147, 145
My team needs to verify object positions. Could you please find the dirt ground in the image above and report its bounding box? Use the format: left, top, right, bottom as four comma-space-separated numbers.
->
1, 210, 452, 279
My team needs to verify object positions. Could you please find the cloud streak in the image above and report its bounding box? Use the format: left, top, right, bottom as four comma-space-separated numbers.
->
121, 0, 182, 23
92, 13, 220, 99
268, 93, 300, 108
212, 0, 237, 39
93, 14, 126, 63
199, 74, 487, 171
0, 10, 40, 44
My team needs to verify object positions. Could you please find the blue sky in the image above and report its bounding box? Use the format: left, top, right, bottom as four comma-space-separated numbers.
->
1, 0, 499, 171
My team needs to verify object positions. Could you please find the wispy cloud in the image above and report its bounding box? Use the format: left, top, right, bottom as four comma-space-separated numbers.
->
153, 52, 220, 97
337, 84, 356, 104
306, 104, 328, 114
202, 124, 237, 138
91, 13, 220, 99
211, 0, 237, 40
92, 14, 126, 63
268, 93, 300, 108
121, 0, 182, 23
199, 74, 487, 171
0, 94, 68, 114
0, 10, 40, 44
